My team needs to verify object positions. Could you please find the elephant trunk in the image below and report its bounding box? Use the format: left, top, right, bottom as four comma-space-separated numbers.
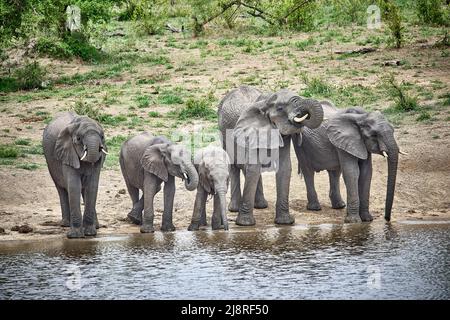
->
85, 134, 101, 163
292, 97, 324, 129
182, 162, 199, 191
215, 185, 228, 230
383, 133, 399, 221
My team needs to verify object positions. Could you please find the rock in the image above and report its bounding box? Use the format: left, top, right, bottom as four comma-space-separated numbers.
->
382, 60, 401, 67
115, 194, 120, 198
11, 225, 19, 231
18, 225, 33, 233
46, 208, 53, 211
407, 209, 416, 214
0, 227, 5, 234
118, 189, 126, 195
40, 221, 60, 227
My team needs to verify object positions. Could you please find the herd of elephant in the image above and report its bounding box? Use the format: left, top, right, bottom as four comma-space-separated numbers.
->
42, 85, 403, 238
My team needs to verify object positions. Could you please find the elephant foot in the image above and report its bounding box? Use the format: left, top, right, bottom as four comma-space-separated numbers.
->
275, 214, 295, 225
61, 219, 70, 227
67, 227, 85, 239
161, 223, 176, 232
254, 198, 268, 209
95, 218, 100, 229
344, 213, 362, 223
307, 202, 322, 211
228, 202, 240, 212
188, 223, 200, 231
140, 225, 155, 233
360, 212, 373, 222
236, 213, 256, 226
83, 225, 97, 237
331, 200, 346, 209
127, 211, 142, 225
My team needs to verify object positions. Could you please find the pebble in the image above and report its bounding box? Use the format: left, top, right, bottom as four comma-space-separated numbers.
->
11, 225, 33, 233
118, 189, 126, 194
0, 227, 5, 234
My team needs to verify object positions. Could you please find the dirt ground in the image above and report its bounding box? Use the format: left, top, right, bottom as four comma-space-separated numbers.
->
1, 23, 449, 241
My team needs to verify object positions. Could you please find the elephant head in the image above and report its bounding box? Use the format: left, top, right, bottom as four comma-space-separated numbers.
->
55, 115, 107, 169
233, 89, 324, 150
326, 108, 401, 221
141, 142, 199, 191
195, 147, 230, 230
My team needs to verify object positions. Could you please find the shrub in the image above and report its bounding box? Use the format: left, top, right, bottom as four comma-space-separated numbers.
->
178, 98, 216, 120
0, 145, 19, 158
71, 100, 103, 120
14, 61, 46, 90
379, 0, 404, 48
416, 0, 446, 25
384, 76, 420, 112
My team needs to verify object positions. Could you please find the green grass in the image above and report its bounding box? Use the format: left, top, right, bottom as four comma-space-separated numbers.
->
301, 74, 334, 98
148, 111, 161, 117
135, 95, 151, 108
158, 90, 184, 105
15, 138, 31, 146
98, 114, 128, 126
104, 134, 129, 168
416, 111, 432, 122
0, 145, 19, 158
16, 163, 39, 170
176, 98, 217, 121
293, 37, 316, 51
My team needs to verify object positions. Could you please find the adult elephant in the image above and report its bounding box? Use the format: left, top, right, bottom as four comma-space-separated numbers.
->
293, 102, 403, 223
43, 112, 108, 238
218, 85, 324, 226
120, 133, 198, 233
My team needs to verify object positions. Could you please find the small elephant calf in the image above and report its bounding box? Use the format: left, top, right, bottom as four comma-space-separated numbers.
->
188, 146, 230, 231
120, 133, 199, 233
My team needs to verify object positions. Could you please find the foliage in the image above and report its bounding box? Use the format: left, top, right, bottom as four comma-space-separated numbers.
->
131, 0, 167, 35
13, 61, 46, 91
379, 0, 404, 48
384, 75, 420, 113
177, 97, 217, 120
416, 0, 447, 25
0, 145, 19, 158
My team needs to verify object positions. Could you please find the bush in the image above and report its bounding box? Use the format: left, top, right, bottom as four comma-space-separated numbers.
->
0, 145, 19, 158
379, 0, 403, 48
384, 76, 420, 112
132, 0, 166, 35
71, 100, 103, 120
416, 0, 446, 25
416, 111, 432, 121
13, 61, 46, 90
178, 98, 216, 120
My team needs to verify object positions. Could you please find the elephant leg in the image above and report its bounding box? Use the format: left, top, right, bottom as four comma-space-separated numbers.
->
125, 178, 143, 225
199, 203, 207, 227
82, 169, 101, 237
211, 194, 223, 230
328, 170, 346, 209
236, 164, 260, 226
275, 136, 295, 225
358, 156, 373, 222
82, 187, 99, 229
140, 174, 160, 233
228, 165, 241, 212
303, 166, 321, 211
161, 176, 176, 232
56, 186, 70, 227
188, 186, 208, 231
66, 170, 84, 238
254, 175, 268, 209
338, 152, 361, 223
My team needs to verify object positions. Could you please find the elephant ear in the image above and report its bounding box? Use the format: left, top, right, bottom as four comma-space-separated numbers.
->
198, 163, 213, 194
326, 113, 368, 160
55, 123, 80, 169
141, 145, 168, 182
233, 98, 284, 150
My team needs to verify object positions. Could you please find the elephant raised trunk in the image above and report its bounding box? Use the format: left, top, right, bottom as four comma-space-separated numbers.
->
182, 162, 199, 191
383, 132, 399, 221
290, 96, 324, 129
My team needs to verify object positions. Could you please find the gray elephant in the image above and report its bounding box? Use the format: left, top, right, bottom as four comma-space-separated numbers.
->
188, 146, 230, 231
43, 112, 108, 238
119, 133, 198, 233
293, 102, 404, 223
218, 85, 324, 226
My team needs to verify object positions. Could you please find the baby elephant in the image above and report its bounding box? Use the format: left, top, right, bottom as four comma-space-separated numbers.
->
43, 112, 108, 238
120, 133, 198, 233
293, 103, 403, 223
188, 146, 230, 231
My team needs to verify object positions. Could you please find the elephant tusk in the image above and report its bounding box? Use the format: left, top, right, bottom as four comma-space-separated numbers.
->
399, 150, 408, 155
101, 148, 109, 155
293, 114, 308, 123
80, 150, 88, 161
183, 172, 188, 180
382, 151, 388, 158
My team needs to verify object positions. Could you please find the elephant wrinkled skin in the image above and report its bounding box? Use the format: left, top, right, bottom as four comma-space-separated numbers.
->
120, 133, 198, 233
293, 102, 400, 223
43, 112, 107, 238
188, 146, 230, 231
218, 85, 324, 226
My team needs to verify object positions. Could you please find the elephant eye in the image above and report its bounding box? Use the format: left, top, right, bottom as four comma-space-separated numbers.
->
76, 136, 81, 141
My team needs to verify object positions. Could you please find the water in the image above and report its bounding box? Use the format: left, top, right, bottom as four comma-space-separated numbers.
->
0, 222, 449, 299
